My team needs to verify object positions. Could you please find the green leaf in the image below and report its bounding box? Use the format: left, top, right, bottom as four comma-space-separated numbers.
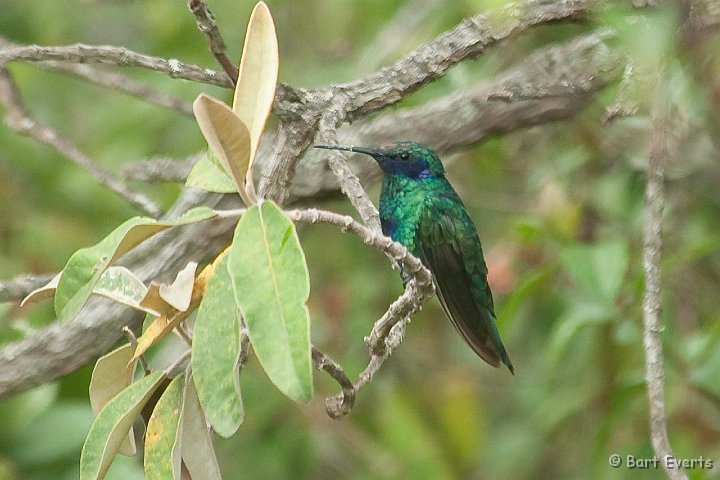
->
55, 216, 153, 323
54, 207, 216, 323
80, 371, 165, 480
192, 255, 244, 437
182, 374, 222, 480
186, 155, 237, 193
558, 240, 629, 303
228, 201, 313, 403
88, 344, 137, 456
144, 375, 185, 480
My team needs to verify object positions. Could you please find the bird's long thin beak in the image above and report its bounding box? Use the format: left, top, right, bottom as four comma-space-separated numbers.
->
313, 144, 382, 158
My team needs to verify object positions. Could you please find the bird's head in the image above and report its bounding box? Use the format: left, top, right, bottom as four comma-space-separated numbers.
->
314, 141, 445, 180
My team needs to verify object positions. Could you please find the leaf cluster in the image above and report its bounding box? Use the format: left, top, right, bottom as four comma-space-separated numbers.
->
21, 4, 316, 478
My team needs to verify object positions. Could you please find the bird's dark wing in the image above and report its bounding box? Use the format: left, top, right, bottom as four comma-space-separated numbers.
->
417, 199, 513, 373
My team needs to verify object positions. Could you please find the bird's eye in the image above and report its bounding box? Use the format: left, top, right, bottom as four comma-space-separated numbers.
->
399, 152, 410, 160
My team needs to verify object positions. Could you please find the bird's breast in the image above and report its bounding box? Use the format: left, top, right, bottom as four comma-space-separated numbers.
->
379, 177, 429, 253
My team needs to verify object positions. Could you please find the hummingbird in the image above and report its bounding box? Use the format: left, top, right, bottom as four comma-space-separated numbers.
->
314, 142, 514, 374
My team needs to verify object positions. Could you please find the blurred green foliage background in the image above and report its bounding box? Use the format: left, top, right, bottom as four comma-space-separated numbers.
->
1, 1, 719, 479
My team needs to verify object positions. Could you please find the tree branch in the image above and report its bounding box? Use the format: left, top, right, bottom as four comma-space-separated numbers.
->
642, 76, 687, 480
311, 346, 355, 419
0, 35, 193, 116
0, 43, 232, 87
187, 0, 239, 82
258, 0, 595, 203
0, 273, 56, 304
292, 32, 619, 201
345, 32, 616, 146
314, 128, 382, 233
336, 0, 592, 122
126, 33, 619, 192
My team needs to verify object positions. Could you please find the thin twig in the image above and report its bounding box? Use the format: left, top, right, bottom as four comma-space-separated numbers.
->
123, 326, 151, 375
0, 67, 162, 217
642, 76, 687, 480
51, 63, 193, 116
311, 346, 355, 418
174, 324, 193, 347
217, 206, 433, 416
348, 281, 422, 396
0, 35, 192, 116
288, 208, 431, 285
188, 0, 239, 83
0, 44, 232, 87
